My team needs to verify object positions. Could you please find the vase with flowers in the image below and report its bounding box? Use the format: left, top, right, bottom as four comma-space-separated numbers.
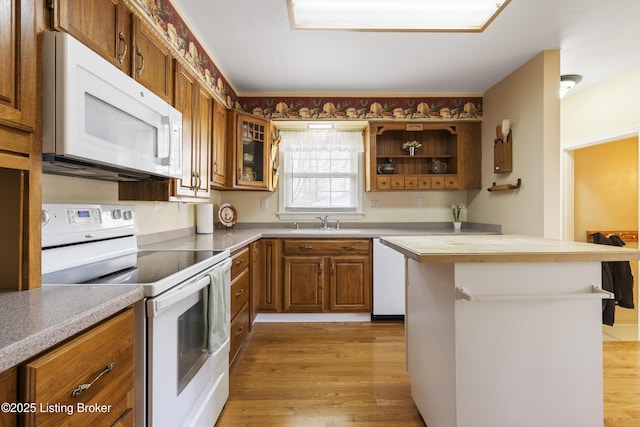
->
450, 202, 464, 231
402, 140, 422, 156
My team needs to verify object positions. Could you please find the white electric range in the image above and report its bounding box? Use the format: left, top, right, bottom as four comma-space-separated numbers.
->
41, 203, 231, 427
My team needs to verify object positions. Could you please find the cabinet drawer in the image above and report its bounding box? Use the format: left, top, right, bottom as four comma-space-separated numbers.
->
283, 239, 370, 256
444, 176, 458, 189
390, 176, 404, 189
376, 176, 390, 190
21, 308, 135, 427
418, 176, 431, 189
404, 176, 418, 190
230, 301, 250, 364
231, 246, 250, 279
230, 268, 250, 319
431, 176, 445, 189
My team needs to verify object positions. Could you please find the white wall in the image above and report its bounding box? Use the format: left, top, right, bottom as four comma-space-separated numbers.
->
562, 67, 640, 146
468, 50, 561, 237
42, 174, 198, 236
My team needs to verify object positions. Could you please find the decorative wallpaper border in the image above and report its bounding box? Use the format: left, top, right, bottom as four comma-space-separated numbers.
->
131, 0, 483, 121
240, 96, 482, 121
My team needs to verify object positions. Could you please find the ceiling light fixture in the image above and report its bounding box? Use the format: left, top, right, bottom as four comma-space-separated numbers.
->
560, 74, 582, 98
287, 0, 510, 32
307, 123, 334, 129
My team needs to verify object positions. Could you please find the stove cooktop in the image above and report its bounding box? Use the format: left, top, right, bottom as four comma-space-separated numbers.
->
42, 250, 224, 286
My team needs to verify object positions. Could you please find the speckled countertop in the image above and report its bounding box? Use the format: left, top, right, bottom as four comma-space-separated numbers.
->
380, 234, 640, 263
0, 285, 143, 371
140, 222, 501, 253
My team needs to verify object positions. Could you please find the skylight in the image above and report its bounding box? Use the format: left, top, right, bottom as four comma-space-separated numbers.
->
288, 0, 511, 32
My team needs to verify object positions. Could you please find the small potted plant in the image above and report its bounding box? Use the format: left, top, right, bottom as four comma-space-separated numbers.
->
402, 140, 422, 156
450, 203, 464, 231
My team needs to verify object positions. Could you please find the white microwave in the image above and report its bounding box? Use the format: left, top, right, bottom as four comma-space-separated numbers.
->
42, 31, 182, 181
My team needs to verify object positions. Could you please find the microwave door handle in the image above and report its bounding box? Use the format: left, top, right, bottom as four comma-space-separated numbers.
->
156, 116, 171, 166
149, 275, 210, 317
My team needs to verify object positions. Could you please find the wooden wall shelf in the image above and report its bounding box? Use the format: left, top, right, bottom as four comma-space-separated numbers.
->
487, 178, 521, 192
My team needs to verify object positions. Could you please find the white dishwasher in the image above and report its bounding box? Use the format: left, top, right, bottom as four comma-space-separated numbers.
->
372, 238, 406, 320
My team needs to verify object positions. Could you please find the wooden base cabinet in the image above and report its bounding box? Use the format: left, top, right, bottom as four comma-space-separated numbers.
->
257, 239, 282, 312
0, 367, 18, 427
230, 247, 251, 364
20, 307, 135, 426
281, 239, 372, 313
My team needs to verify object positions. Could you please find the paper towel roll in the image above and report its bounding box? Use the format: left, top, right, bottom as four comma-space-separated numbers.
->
196, 203, 214, 234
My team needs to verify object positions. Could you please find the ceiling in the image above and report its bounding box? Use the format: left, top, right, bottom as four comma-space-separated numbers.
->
172, 0, 640, 97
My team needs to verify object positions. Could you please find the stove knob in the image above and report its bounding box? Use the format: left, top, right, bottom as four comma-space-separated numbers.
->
123, 210, 133, 220
112, 209, 122, 219
41, 210, 50, 226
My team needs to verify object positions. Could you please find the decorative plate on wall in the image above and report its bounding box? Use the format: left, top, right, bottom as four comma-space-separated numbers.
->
218, 203, 237, 228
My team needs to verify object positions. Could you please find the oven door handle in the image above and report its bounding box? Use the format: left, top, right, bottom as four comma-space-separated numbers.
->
149, 275, 211, 317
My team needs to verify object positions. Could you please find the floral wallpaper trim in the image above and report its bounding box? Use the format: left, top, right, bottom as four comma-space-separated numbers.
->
239, 96, 482, 121
129, 1, 483, 121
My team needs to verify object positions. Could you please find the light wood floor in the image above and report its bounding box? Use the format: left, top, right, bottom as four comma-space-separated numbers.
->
215, 322, 640, 427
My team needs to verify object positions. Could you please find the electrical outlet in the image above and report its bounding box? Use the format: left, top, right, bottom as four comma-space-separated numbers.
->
370, 200, 379, 209
260, 198, 269, 209
416, 197, 424, 207
178, 202, 186, 212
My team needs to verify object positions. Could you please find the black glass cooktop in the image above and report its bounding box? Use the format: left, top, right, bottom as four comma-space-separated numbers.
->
42, 250, 223, 285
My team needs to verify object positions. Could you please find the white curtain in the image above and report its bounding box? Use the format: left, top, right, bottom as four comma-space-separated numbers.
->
279, 130, 364, 152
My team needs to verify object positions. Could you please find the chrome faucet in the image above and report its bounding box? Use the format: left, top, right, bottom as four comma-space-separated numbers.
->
316, 215, 329, 229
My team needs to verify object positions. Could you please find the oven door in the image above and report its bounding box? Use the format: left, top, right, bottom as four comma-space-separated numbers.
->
146, 259, 231, 427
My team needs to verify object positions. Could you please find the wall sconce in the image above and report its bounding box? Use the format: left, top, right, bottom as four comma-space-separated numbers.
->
560, 74, 582, 98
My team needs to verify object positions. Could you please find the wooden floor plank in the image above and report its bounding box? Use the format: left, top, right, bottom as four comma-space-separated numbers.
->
216, 322, 640, 427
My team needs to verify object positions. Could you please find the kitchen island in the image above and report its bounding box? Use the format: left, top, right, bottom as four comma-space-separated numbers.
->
379, 234, 640, 427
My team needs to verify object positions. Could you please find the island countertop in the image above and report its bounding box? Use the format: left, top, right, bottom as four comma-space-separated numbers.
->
380, 234, 640, 263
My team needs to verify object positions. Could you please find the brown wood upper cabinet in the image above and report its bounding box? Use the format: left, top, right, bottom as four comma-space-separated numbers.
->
170, 61, 210, 199
51, 0, 132, 74
211, 99, 227, 188
0, 0, 40, 292
230, 112, 273, 190
0, 0, 36, 135
132, 17, 173, 103
368, 122, 481, 191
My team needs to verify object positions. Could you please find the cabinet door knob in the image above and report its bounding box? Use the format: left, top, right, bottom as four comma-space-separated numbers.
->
342, 245, 355, 251
235, 326, 244, 337
71, 362, 115, 397
235, 288, 244, 297
300, 245, 313, 251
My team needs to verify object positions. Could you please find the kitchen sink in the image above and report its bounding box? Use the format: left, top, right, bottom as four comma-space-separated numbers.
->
289, 228, 363, 234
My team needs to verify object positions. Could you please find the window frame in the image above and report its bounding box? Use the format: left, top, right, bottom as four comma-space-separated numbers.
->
277, 128, 365, 220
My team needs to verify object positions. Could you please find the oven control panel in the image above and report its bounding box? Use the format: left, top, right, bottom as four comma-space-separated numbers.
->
42, 204, 137, 248
66, 207, 102, 225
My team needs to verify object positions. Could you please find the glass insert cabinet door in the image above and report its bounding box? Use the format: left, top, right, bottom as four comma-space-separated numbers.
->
237, 114, 267, 187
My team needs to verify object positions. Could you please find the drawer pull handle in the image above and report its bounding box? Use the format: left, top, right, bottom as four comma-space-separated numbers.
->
235, 259, 244, 266
235, 289, 244, 297
71, 362, 115, 397
342, 246, 355, 250
135, 47, 145, 77
117, 31, 127, 64
299, 245, 313, 250
235, 327, 244, 337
